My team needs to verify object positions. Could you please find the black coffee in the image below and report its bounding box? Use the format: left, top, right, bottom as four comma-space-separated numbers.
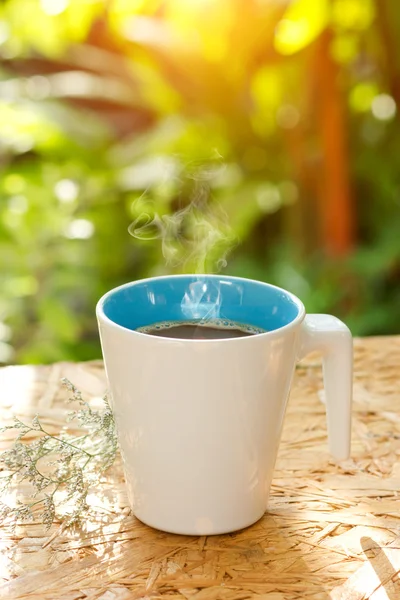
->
136, 319, 265, 339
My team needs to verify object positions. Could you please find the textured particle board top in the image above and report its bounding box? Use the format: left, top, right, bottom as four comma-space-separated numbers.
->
0, 336, 399, 599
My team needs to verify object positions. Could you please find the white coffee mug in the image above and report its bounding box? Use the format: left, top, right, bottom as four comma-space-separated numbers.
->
97, 274, 352, 535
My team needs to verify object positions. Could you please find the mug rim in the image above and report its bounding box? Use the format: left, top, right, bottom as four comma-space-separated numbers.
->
96, 274, 306, 342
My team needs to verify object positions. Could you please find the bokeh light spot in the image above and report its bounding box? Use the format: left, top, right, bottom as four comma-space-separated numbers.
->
12, 135, 34, 154
8, 195, 28, 215
0, 20, 10, 45
275, 19, 308, 55
275, 0, 329, 55
4, 174, 25, 195
332, 0, 375, 30
371, 94, 396, 121
64, 219, 95, 240
0, 324, 11, 347
26, 75, 51, 100
4, 276, 38, 297
276, 105, 300, 129
0, 341, 14, 364
256, 184, 281, 213
331, 34, 358, 64
349, 82, 378, 112
54, 179, 79, 203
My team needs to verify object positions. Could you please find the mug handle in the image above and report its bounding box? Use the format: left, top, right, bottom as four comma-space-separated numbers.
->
298, 314, 353, 461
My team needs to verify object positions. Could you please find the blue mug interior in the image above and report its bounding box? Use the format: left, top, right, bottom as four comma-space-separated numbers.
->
100, 275, 302, 333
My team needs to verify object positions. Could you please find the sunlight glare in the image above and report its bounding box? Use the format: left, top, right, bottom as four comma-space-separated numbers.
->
40, 0, 69, 16
0, 366, 36, 411
369, 588, 390, 600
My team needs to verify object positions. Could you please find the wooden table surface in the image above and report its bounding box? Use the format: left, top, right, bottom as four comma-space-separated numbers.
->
0, 337, 400, 600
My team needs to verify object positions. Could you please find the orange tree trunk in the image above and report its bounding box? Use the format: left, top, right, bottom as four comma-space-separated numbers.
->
315, 30, 355, 256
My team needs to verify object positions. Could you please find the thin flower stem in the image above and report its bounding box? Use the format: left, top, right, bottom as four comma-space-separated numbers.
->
19, 423, 94, 458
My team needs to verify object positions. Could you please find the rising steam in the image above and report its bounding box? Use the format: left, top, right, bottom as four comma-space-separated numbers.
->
128, 164, 236, 274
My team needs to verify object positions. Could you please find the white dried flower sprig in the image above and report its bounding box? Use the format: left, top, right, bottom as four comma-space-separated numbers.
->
0, 378, 117, 529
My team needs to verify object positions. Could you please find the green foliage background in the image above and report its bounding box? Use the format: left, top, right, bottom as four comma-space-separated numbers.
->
1, 0, 400, 364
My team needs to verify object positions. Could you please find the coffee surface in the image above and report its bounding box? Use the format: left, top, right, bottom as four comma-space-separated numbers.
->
136, 319, 265, 339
